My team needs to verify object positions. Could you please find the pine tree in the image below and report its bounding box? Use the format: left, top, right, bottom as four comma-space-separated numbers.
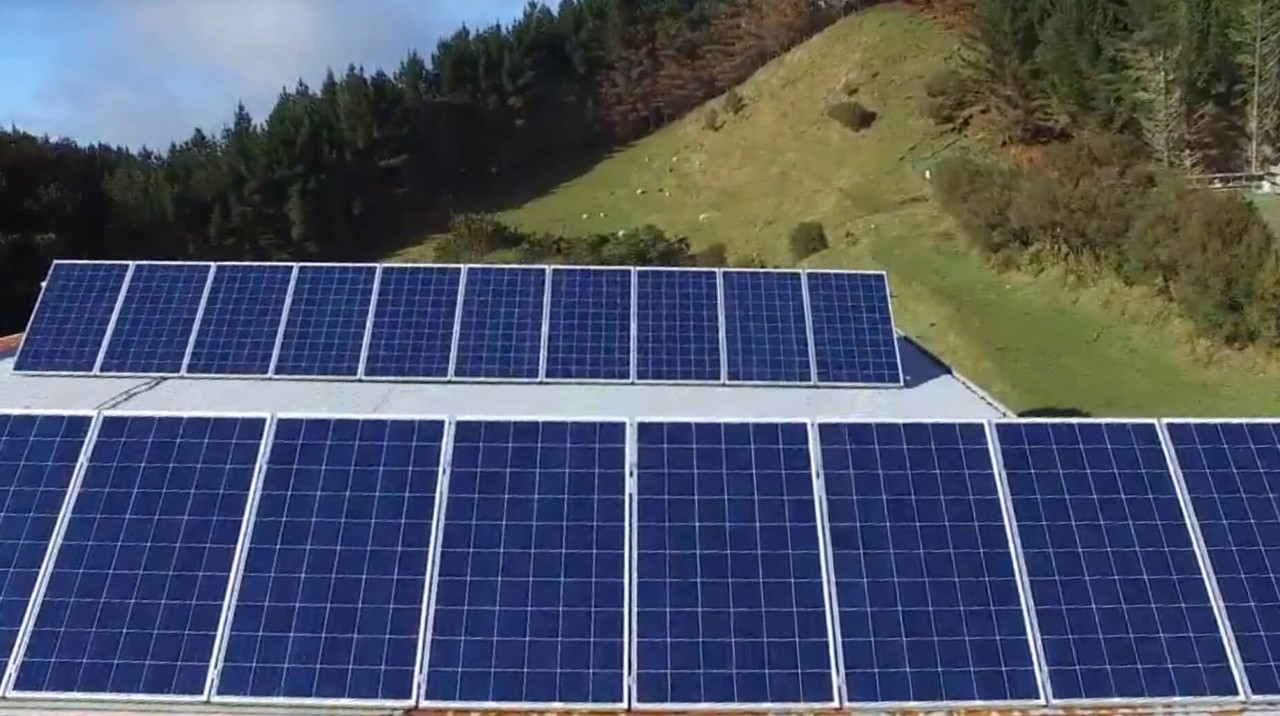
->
1241, 0, 1280, 170
1124, 0, 1193, 167
964, 0, 1050, 142
1034, 0, 1126, 127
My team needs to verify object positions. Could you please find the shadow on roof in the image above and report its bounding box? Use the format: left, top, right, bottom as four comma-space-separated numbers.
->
897, 334, 952, 389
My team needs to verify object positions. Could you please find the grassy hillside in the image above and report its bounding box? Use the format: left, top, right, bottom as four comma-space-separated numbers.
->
1255, 194, 1280, 237
397, 3, 1280, 417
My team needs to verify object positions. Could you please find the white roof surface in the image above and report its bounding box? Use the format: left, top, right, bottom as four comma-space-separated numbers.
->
0, 336, 1007, 419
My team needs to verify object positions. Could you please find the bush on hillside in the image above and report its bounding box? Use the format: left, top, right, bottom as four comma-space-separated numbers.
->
434, 213, 705, 268
826, 100, 878, 131
790, 221, 829, 259
703, 107, 722, 132
724, 88, 746, 116
924, 68, 974, 127
931, 132, 1280, 348
435, 213, 526, 262
517, 224, 701, 267
696, 242, 729, 267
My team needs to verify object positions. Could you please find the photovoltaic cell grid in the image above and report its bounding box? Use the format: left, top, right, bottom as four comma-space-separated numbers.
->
99, 263, 212, 375
186, 264, 294, 376
720, 271, 813, 384
634, 269, 722, 383
634, 422, 836, 707
996, 421, 1239, 701
818, 422, 1038, 705
11, 414, 265, 697
544, 268, 632, 381
273, 265, 378, 378
424, 420, 626, 706
217, 417, 445, 703
451, 267, 546, 380
1166, 420, 1280, 697
806, 272, 901, 386
0, 413, 93, 682
14, 262, 131, 374
363, 266, 462, 379
15, 262, 908, 388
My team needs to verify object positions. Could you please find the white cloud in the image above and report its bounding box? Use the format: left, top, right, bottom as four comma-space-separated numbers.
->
14, 0, 530, 149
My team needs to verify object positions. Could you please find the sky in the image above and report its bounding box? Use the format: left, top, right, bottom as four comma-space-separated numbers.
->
0, 0, 530, 150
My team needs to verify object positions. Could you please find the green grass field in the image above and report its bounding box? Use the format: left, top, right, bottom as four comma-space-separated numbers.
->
1254, 194, 1280, 237
396, 3, 1280, 417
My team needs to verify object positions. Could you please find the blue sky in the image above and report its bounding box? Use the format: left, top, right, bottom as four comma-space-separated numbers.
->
0, 1, 530, 150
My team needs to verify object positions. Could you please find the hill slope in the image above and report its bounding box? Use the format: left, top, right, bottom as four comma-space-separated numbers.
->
407, 3, 1280, 416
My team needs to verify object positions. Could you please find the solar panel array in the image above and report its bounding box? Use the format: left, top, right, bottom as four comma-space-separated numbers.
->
15, 262, 904, 387
2, 414, 1277, 709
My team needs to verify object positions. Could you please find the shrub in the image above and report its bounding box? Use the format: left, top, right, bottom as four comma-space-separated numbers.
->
931, 155, 1020, 256
695, 242, 728, 267
723, 88, 745, 116
923, 68, 973, 127
435, 213, 527, 262
789, 222, 828, 260
826, 101, 877, 131
931, 132, 1280, 349
703, 107, 722, 132
517, 224, 701, 267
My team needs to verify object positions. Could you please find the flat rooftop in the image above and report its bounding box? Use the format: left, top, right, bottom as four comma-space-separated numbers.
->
0, 335, 1007, 419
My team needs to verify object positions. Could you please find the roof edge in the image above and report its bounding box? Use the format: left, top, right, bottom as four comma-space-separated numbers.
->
899, 330, 1013, 418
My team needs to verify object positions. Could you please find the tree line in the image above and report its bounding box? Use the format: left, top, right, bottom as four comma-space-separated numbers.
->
929, 0, 1280, 349
944, 0, 1280, 172
0, 0, 873, 335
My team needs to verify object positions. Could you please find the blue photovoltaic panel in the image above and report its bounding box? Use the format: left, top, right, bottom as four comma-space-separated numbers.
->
218, 417, 445, 702
424, 421, 626, 705
0, 413, 93, 681
452, 267, 546, 380
545, 268, 632, 381
99, 263, 212, 375
634, 422, 835, 706
635, 269, 721, 383
363, 265, 462, 379
187, 264, 294, 376
13, 414, 265, 697
1166, 421, 1280, 697
273, 264, 378, 378
14, 262, 130, 374
996, 421, 1239, 701
818, 422, 1038, 704
720, 271, 812, 384
806, 272, 901, 386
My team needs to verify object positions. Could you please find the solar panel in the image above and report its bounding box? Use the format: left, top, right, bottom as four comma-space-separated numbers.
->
423, 420, 626, 706
633, 421, 837, 707
634, 269, 722, 383
1165, 420, 1280, 698
273, 264, 379, 378
0, 412, 93, 685
720, 270, 813, 384
363, 265, 462, 379
818, 421, 1040, 705
14, 262, 131, 374
98, 263, 213, 376
216, 417, 445, 704
186, 264, 295, 376
995, 420, 1240, 702
806, 272, 902, 386
451, 267, 547, 380
544, 268, 632, 382
11, 414, 267, 697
